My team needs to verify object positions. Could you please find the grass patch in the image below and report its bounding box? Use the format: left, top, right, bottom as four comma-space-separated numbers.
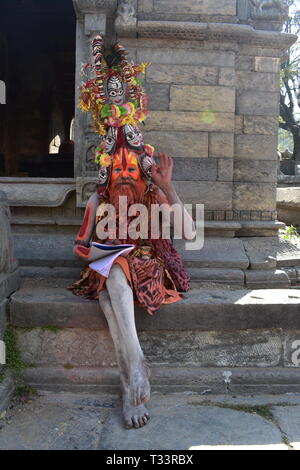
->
280, 224, 300, 240
14, 384, 38, 398
217, 404, 274, 421
64, 363, 74, 369
3, 328, 38, 373
3, 327, 25, 375
41, 326, 62, 334
190, 401, 295, 423
1, 328, 39, 407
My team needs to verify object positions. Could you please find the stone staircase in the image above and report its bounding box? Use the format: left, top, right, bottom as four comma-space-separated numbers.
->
7, 273, 300, 395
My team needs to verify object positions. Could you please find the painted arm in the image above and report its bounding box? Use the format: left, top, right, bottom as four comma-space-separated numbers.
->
73, 192, 105, 262
152, 153, 196, 241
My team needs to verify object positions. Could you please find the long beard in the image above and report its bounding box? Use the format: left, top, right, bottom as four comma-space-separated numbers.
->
107, 182, 145, 241
108, 182, 144, 215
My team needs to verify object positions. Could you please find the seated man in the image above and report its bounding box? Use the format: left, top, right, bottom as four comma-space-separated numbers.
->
71, 150, 195, 429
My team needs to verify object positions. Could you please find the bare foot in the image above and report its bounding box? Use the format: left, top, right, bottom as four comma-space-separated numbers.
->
129, 361, 151, 407
123, 394, 150, 429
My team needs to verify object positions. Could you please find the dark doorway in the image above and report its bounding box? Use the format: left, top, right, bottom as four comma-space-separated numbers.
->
0, 0, 76, 177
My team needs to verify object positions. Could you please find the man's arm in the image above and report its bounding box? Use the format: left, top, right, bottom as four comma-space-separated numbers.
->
73, 192, 105, 262
152, 153, 196, 240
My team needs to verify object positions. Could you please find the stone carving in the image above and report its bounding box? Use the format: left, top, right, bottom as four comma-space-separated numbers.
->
114, 0, 137, 37
0, 192, 18, 274
73, 0, 117, 16
137, 21, 295, 48
81, 182, 97, 202
249, 0, 288, 18
86, 144, 99, 172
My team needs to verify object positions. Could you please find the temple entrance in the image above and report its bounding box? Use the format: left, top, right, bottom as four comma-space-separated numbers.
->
0, 0, 76, 177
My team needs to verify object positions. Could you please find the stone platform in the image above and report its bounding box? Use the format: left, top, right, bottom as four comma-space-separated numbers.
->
1, 391, 300, 450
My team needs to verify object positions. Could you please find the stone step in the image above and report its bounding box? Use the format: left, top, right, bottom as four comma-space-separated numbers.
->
19, 265, 247, 288
20, 366, 300, 395
7, 284, 300, 372
9, 285, 300, 332
13, 234, 250, 269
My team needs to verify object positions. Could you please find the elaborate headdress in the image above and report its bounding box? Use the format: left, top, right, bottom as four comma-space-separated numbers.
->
79, 35, 154, 196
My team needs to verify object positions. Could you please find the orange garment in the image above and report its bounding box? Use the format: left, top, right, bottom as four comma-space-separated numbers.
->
70, 253, 183, 316
70, 187, 189, 315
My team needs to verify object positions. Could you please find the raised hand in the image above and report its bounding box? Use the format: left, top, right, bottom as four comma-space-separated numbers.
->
151, 152, 174, 193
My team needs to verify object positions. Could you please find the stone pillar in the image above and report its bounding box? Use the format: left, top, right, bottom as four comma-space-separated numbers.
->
72, 0, 296, 236
72, 0, 118, 205
0, 191, 20, 387
234, 46, 282, 223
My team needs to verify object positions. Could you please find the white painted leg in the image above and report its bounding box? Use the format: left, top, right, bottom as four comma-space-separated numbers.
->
98, 270, 151, 429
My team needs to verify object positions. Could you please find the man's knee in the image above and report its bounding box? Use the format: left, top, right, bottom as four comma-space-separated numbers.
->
106, 264, 128, 291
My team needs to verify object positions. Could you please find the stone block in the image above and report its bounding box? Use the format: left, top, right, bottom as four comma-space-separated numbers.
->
0, 375, 14, 414
209, 132, 234, 158
255, 57, 281, 73
140, 330, 282, 367
242, 236, 300, 268
16, 328, 116, 368
173, 181, 232, 209
146, 64, 218, 85
235, 115, 244, 134
244, 116, 278, 135
282, 267, 298, 285
237, 221, 282, 237
277, 187, 300, 208
145, 111, 235, 133
284, 332, 300, 367
234, 160, 277, 183
218, 158, 234, 182
186, 267, 245, 286
234, 135, 278, 160
0, 300, 7, 340
219, 68, 236, 87
138, 0, 154, 13
203, 221, 242, 238
0, 270, 21, 300
272, 404, 300, 450
0, 388, 111, 450
175, 237, 249, 269
153, 0, 236, 15
245, 269, 290, 289
233, 183, 277, 211
143, 131, 208, 158
235, 55, 255, 71
171, 158, 217, 181
236, 71, 279, 92
13, 234, 81, 267
0, 179, 76, 208
144, 83, 170, 110
84, 13, 106, 36
237, 91, 280, 115
137, 48, 235, 67
239, 45, 281, 57
170, 85, 235, 113
250, 256, 277, 271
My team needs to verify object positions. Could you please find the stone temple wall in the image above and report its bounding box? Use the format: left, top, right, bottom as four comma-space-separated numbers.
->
72, 0, 296, 230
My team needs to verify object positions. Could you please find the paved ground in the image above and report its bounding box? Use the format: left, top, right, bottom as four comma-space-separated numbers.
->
0, 390, 300, 450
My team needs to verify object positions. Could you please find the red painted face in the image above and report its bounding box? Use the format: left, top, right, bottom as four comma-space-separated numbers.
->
110, 148, 145, 184
109, 147, 146, 204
